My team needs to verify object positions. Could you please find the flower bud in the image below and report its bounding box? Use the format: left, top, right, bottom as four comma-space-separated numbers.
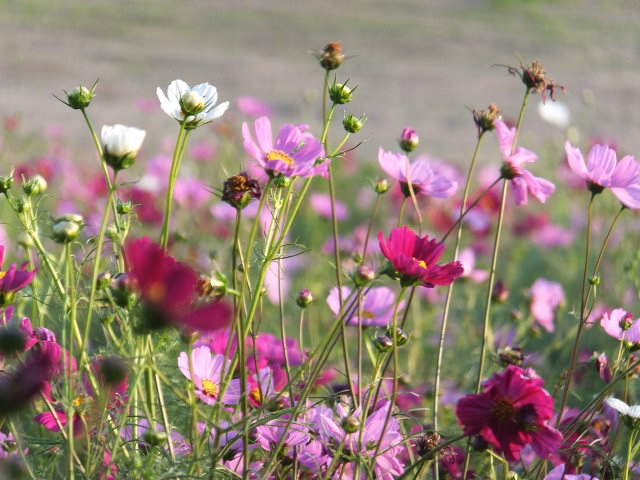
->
589, 274, 600, 286
180, 330, 201, 345
16, 232, 33, 249
274, 175, 292, 188
197, 272, 227, 300
222, 172, 261, 210
96, 272, 112, 290
318, 42, 345, 71
105, 224, 118, 240
497, 346, 525, 367
296, 289, 313, 308
354, 265, 376, 286
343, 113, 365, 133
116, 200, 133, 215
66, 84, 95, 110
22, 175, 47, 196
0, 326, 26, 355
0, 175, 14, 194
398, 127, 419, 153
375, 178, 389, 194
620, 313, 634, 331
98, 357, 129, 386
386, 326, 409, 347
101, 124, 146, 171
180, 90, 206, 116
110, 273, 136, 308
492, 280, 510, 303
143, 431, 168, 447
374, 335, 394, 353
341, 415, 360, 433
473, 104, 501, 137
52, 214, 84, 244
14, 199, 29, 214
329, 82, 354, 105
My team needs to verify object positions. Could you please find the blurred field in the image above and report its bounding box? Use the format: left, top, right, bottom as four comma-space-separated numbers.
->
2, 0, 640, 161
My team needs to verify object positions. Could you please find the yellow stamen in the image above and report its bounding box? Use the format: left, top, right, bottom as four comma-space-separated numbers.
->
413, 258, 428, 269
361, 310, 376, 319
250, 387, 262, 404
201, 379, 219, 398
0, 272, 6, 280
72, 394, 94, 410
266, 149, 294, 165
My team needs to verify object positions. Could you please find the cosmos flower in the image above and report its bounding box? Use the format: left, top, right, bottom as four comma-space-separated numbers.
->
101, 124, 146, 171
178, 346, 238, 406
544, 465, 599, 480
378, 226, 463, 288
157, 79, 229, 129
496, 119, 555, 205
378, 149, 458, 198
242, 116, 327, 178
0, 246, 37, 307
456, 365, 563, 463
600, 308, 640, 344
565, 141, 640, 208
529, 278, 565, 332
327, 286, 405, 327
605, 397, 640, 421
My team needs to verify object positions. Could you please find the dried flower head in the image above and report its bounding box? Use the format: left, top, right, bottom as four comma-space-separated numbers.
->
508, 59, 565, 103
473, 103, 501, 137
317, 41, 345, 71
221, 172, 261, 210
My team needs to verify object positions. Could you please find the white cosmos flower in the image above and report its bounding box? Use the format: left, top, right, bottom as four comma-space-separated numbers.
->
605, 397, 640, 419
101, 124, 146, 170
156, 79, 229, 129
537, 100, 570, 128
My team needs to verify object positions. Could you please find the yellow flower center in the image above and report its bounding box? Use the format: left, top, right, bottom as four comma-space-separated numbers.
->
0, 272, 6, 280
413, 258, 428, 269
72, 394, 94, 411
250, 387, 262, 404
266, 149, 295, 165
361, 310, 376, 319
147, 282, 166, 303
201, 379, 219, 398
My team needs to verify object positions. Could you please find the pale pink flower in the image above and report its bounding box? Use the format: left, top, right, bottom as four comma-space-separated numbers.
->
496, 119, 555, 205
529, 278, 565, 332
237, 96, 273, 117
310, 193, 349, 220
565, 141, 640, 208
600, 308, 640, 343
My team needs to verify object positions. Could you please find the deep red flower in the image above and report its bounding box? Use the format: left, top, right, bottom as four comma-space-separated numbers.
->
378, 226, 463, 288
125, 238, 232, 332
456, 365, 563, 463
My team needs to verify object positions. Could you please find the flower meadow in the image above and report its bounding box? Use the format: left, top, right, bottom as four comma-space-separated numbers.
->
1, 43, 640, 480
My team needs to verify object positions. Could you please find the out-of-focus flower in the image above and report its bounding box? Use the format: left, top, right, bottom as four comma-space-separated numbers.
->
309, 193, 348, 220
529, 278, 565, 332
544, 465, 599, 480
456, 365, 563, 463
378, 149, 458, 198
565, 141, 640, 208
101, 124, 146, 171
157, 80, 229, 129
237, 96, 273, 117
605, 397, 640, 422
458, 248, 489, 283
317, 41, 345, 70
378, 226, 463, 288
242, 116, 327, 179
178, 346, 239, 406
538, 100, 570, 128
496, 119, 555, 205
125, 238, 232, 332
327, 286, 405, 327
0, 246, 37, 306
0, 349, 53, 415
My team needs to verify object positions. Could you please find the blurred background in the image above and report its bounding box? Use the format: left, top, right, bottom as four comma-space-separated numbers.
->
2, 0, 640, 162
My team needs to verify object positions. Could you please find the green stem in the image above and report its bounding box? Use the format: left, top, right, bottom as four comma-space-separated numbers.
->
160, 123, 188, 249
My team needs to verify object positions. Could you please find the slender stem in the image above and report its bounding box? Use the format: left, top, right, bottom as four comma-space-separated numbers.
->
433, 132, 486, 434
398, 197, 408, 227
160, 123, 188, 249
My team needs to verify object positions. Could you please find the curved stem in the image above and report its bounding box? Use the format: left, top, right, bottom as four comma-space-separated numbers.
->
160, 123, 188, 249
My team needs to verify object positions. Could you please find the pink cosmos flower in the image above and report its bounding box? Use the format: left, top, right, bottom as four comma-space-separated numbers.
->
0, 246, 37, 306
242, 116, 327, 178
529, 278, 565, 332
544, 465, 599, 480
310, 193, 349, 220
496, 118, 555, 205
327, 286, 405, 327
178, 346, 239, 405
456, 365, 563, 463
378, 149, 458, 198
237, 96, 273, 117
378, 226, 464, 288
565, 141, 640, 208
125, 238, 232, 332
600, 308, 640, 343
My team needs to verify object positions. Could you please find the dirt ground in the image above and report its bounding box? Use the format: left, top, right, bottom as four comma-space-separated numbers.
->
2, 0, 640, 164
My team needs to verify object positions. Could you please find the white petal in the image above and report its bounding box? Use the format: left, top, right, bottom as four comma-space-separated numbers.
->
605, 397, 630, 415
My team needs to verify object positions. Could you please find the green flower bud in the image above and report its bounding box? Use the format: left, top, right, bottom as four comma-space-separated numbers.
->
343, 113, 365, 133
386, 326, 409, 347
52, 214, 84, 244
398, 127, 419, 153
66, 84, 95, 110
296, 289, 313, 308
116, 200, 133, 214
96, 272, 112, 290
375, 178, 389, 195
0, 175, 14, 194
274, 175, 292, 188
374, 335, 394, 353
23, 175, 47, 196
354, 265, 376, 286
14, 199, 29, 214
143, 431, 168, 447
329, 81, 355, 105
341, 415, 360, 433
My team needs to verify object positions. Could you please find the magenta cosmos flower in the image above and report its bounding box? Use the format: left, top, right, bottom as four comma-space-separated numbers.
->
378, 148, 458, 198
378, 226, 463, 288
565, 141, 640, 208
242, 116, 327, 179
125, 238, 232, 332
529, 278, 565, 333
0, 245, 37, 306
456, 365, 563, 463
496, 119, 555, 205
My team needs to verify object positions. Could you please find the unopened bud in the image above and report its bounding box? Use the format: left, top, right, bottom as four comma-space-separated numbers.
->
274, 175, 292, 188
354, 265, 376, 286
180, 90, 206, 116
66, 84, 95, 110
620, 313, 634, 331
498, 346, 525, 367
343, 113, 365, 133
143, 431, 168, 447
23, 175, 47, 196
374, 335, 394, 353
296, 289, 313, 308
492, 280, 510, 303
14, 199, 28, 214
341, 415, 360, 433
96, 272, 112, 290
589, 275, 600, 286
180, 330, 201, 345
386, 326, 409, 346
0, 327, 26, 355
116, 201, 133, 214
98, 357, 129, 386
329, 82, 354, 105
318, 42, 345, 71
375, 178, 389, 194
0, 175, 14, 194
398, 127, 419, 153
52, 214, 84, 244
